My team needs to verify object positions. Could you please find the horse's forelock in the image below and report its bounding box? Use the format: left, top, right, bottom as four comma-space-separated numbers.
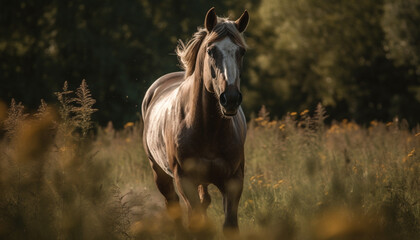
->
176, 19, 247, 77
207, 20, 247, 49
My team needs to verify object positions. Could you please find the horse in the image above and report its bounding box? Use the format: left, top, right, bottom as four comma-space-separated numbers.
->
141, 7, 249, 234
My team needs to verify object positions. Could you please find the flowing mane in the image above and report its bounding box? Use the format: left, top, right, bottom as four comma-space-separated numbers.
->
176, 18, 248, 77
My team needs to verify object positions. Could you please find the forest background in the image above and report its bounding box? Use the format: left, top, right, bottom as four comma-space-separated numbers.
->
1, 0, 420, 127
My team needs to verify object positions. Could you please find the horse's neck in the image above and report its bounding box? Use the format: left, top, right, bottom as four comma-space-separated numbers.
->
183, 74, 231, 131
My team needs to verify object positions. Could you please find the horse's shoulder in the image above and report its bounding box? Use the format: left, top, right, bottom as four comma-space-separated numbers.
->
142, 72, 185, 118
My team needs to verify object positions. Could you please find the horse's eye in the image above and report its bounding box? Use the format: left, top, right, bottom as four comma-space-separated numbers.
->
207, 47, 216, 58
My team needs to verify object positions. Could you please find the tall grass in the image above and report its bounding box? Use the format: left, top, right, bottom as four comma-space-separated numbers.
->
238, 105, 419, 239
0, 84, 419, 239
0, 81, 132, 239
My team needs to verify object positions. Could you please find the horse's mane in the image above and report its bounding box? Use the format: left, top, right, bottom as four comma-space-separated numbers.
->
176, 18, 248, 77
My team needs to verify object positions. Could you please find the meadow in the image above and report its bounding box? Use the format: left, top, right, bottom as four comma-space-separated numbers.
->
0, 82, 419, 239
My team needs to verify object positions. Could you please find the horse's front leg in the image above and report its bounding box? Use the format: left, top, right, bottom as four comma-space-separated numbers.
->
219, 169, 244, 235
173, 164, 207, 232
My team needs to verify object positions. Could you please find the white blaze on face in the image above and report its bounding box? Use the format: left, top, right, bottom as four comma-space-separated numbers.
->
214, 37, 239, 85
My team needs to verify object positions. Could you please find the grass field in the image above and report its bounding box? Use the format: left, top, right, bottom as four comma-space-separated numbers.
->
0, 86, 419, 239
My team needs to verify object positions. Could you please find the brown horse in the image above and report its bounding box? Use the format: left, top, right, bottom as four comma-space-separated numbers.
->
141, 7, 249, 234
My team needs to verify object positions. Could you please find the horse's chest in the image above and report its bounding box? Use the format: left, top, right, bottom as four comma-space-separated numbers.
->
180, 156, 238, 182
176, 133, 242, 180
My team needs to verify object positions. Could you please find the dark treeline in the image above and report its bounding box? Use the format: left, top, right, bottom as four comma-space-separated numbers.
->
1, 0, 419, 127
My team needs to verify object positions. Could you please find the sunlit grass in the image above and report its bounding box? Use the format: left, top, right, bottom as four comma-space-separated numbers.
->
99, 104, 419, 239
0, 94, 419, 239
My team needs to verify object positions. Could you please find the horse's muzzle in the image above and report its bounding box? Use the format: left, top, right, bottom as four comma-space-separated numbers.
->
219, 89, 242, 116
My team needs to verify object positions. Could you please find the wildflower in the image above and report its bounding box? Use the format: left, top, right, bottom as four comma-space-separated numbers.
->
290, 112, 297, 116
273, 180, 284, 189
124, 122, 134, 128
407, 148, 415, 158
370, 120, 378, 127
279, 124, 285, 130
300, 109, 309, 116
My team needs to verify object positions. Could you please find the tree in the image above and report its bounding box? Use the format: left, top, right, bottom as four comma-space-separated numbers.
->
244, 0, 420, 124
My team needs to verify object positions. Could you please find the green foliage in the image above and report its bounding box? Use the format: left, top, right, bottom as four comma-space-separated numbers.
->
245, 0, 420, 124
382, 0, 420, 75
0, 0, 235, 126
2, 0, 419, 126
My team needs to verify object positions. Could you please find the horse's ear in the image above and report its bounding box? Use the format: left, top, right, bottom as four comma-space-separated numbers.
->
235, 10, 249, 33
205, 7, 217, 32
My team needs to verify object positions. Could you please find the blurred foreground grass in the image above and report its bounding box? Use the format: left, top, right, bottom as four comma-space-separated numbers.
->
0, 87, 419, 239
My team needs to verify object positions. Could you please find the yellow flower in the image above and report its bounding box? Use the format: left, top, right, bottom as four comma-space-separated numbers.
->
124, 122, 134, 128
255, 117, 264, 122
407, 148, 415, 158
300, 109, 309, 116
290, 112, 297, 116
370, 120, 378, 127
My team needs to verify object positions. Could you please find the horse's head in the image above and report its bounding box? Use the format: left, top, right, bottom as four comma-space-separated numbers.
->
202, 8, 249, 117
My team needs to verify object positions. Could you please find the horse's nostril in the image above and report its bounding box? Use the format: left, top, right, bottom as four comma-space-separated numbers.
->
220, 92, 228, 107
237, 92, 242, 106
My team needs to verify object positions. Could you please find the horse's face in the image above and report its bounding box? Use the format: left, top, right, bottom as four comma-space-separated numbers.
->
202, 8, 249, 117
204, 38, 246, 116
